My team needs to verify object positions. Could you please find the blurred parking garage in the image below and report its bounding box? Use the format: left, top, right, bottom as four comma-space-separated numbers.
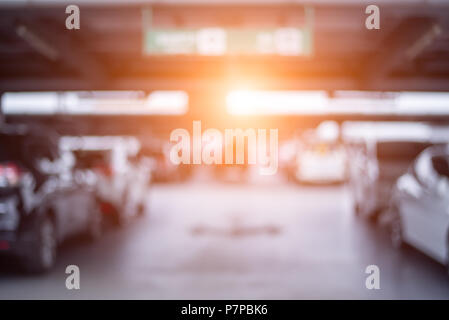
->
2, 0, 449, 299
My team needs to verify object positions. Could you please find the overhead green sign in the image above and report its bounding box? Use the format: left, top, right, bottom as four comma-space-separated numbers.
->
142, 8, 314, 56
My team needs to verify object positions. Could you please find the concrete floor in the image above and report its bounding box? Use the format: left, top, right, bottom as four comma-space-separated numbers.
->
1, 175, 449, 299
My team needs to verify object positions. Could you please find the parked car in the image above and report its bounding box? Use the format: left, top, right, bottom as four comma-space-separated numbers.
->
348, 139, 433, 220
0, 126, 102, 273
294, 139, 347, 184
389, 145, 449, 270
63, 136, 150, 226
292, 123, 347, 184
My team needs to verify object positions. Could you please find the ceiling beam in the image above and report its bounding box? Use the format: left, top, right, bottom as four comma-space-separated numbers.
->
3, 75, 449, 92
362, 17, 441, 88
15, 21, 106, 82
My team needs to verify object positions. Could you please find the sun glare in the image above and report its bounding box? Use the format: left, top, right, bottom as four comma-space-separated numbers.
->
226, 90, 328, 115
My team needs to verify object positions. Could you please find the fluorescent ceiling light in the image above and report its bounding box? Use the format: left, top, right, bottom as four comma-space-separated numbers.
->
2, 91, 189, 115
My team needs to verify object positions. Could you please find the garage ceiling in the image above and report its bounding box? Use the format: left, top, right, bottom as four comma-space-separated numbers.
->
1, 2, 449, 92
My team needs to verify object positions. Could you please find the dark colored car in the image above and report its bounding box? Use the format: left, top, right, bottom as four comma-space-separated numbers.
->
0, 126, 102, 273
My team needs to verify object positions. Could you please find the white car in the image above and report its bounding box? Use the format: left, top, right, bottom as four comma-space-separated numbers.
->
390, 144, 449, 270
294, 142, 347, 184
61, 136, 150, 226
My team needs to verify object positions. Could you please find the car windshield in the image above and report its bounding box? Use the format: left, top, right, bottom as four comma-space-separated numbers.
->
73, 150, 110, 169
0, 134, 27, 164
0, 130, 59, 182
432, 155, 449, 178
376, 141, 433, 161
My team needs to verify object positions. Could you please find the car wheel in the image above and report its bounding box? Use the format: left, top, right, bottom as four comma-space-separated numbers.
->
446, 235, 449, 276
86, 202, 103, 242
23, 215, 57, 273
136, 202, 146, 217
353, 202, 360, 216
390, 208, 403, 249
